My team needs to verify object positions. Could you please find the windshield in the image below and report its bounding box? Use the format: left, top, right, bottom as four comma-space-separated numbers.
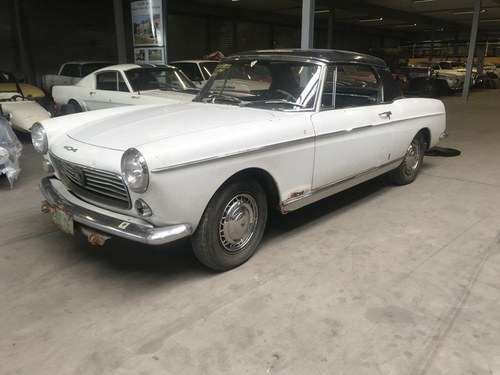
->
199, 62, 218, 80
194, 59, 321, 110
0, 72, 18, 83
125, 67, 196, 92
439, 62, 453, 69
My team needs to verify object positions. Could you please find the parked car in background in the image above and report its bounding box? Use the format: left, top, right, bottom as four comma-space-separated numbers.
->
416, 61, 472, 89
0, 70, 54, 111
52, 64, 199, 114
394, 66, 449, 97
33, 49, 447, 271
0, 85, 52, 132
170, 60, 218, 87
0, 114, 22, 187
41, 61, 115, 93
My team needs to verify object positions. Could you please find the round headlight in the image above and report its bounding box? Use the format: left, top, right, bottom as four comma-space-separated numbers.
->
31, 122, 48, 154
121, 148, 149, 193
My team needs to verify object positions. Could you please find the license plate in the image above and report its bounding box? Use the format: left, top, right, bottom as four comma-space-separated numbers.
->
51, 206, 74, 235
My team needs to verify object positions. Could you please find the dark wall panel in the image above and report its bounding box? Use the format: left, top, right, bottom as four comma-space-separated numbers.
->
167, 15, 208, 61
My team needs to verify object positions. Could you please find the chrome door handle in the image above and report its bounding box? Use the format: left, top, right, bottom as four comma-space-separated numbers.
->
131, 95, 140, 99
379, 111, 392, 119
89, 91, 96, 95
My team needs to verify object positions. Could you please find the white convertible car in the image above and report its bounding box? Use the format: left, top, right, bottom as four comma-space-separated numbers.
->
51, 64, 198, 113
33, 49, 447, 271
0, 92, 51, 133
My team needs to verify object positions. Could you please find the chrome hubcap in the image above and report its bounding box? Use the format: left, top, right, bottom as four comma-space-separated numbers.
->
219, 194, 258, 252
403, 139, 421, 175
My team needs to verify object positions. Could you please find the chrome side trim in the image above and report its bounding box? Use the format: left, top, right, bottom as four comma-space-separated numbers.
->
316, 124, 375, 139
39, 176, 192, 245
282, 158, 402, 212
151, 136, 315, 173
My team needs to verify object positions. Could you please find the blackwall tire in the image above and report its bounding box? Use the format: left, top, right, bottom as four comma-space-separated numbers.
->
60, 104, 77, 115
418, 81, 438, 98
60, 100, 83, 115
191, 179, 268, 271
389, 133, 425, 185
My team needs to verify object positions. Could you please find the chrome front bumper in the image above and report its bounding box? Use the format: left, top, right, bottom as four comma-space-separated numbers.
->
39, 176, 193, 245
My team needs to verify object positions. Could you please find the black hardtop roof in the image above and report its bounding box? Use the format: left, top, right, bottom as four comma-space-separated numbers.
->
228, 49, 387, 67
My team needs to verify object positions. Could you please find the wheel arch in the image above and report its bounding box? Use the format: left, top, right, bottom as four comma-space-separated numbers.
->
68, 98, 84, 110
218, 168, 281, 213
417, 128, 431, 150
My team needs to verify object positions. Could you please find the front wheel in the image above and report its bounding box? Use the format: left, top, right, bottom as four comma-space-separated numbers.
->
389, 133, 425, 185
191, 179, 268, 271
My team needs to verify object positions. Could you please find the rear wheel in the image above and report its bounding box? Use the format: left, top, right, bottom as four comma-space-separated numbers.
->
191, 179, 268, 271
60, 100, 82, 115
389, 133, 425, 185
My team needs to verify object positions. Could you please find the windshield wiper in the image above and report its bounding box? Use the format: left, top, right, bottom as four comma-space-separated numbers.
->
242, 99, 307, 109
202, 94, 242, 104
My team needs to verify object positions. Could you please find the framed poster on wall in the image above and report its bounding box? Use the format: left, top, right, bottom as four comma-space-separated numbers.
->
134, 47, 165, 64
131, 0, 166, 63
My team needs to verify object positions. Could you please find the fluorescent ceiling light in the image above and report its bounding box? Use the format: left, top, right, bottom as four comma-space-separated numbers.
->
315, 10, 330, 14
452, 9, 485, 15
480, 19, 500, 22
395, 23, 417, 28
413, 0, 435, 3
358, 17, 383, 23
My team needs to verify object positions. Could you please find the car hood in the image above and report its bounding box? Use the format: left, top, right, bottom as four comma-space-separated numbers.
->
0, 83, 45, 98
67, 102, 277, 151
140, 89, 197, 101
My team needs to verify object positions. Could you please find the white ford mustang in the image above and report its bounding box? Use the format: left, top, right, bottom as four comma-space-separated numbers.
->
51, 64, 198, 114
33, 49, 447, 271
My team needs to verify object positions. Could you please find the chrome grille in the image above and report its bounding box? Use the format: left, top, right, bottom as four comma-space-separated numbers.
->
52, 155, 131, 208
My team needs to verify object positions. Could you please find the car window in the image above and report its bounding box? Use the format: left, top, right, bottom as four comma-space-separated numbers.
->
172, 63, 202, 81
199, 62, 218, 80
374, 67, 404, 103
60, 64, 81, 77
125, 67, 196, 92
321, 64, 380, 110
0, 72, 17, 83
96, 71, 128, 92
439, 62, 453, 69
81, 63, 113, 77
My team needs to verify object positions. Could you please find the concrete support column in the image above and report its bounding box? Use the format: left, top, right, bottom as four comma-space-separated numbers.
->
113, 0, 127, 64
327, 0, 335, 49
462, 0, 482, 101
13, 0, 36, 84
301, 0, 315, 49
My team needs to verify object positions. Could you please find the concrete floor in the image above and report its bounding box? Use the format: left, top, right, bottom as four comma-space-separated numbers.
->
1, 89, 500, 375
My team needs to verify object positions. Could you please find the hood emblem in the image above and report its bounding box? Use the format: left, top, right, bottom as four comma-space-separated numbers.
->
64, 146, 78, 152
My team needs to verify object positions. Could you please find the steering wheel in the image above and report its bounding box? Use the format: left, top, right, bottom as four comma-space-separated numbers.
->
270, 89, 297, 102
9, 95, 24, 101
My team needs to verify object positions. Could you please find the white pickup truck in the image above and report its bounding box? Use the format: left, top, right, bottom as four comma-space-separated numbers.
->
42, 61, 114, 94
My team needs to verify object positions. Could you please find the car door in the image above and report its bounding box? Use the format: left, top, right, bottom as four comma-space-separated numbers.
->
85, 71, 135, 110
310, 63, 399, 190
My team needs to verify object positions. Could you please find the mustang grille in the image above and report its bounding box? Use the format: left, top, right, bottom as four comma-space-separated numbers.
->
52, 155, 131, 209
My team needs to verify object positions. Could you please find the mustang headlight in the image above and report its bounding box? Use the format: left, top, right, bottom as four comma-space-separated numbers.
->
121, 148, 149, 193
31, 122, 48, 154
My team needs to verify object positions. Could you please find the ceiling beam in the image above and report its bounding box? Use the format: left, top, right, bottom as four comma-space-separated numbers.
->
316, 0, 465, 30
